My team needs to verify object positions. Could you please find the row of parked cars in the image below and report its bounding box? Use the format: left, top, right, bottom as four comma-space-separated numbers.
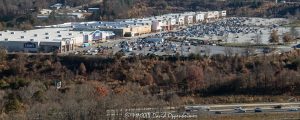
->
117, 38, 196, 55
74, 46, 112, 55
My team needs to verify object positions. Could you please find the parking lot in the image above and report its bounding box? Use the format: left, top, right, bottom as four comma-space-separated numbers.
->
150, 17, 292, 44
72, 38, 294, 57
72, 17, 298, 57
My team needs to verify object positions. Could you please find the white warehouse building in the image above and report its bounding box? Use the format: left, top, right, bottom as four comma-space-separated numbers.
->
0, 28, 92, 53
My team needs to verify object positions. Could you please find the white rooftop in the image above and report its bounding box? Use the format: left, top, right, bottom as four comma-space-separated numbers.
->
0, 28, 85, 42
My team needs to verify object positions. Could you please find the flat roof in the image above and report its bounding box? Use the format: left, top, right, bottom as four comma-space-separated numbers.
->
0, 28, 86, 42
35, 10, 226, 30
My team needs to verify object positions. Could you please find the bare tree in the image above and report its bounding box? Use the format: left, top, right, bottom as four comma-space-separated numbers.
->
290, 26, 299, 43
79, 63, 87, 75
0, 47, 7, 62
269, 30, 279, 43
283, 32, 293, 44
0, 22, 3, 31
254, 33, 262, 45
186, 65, 204, 91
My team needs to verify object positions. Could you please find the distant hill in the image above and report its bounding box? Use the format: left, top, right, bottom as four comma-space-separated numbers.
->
0, 0, 299, 30
99, 0, 300, 20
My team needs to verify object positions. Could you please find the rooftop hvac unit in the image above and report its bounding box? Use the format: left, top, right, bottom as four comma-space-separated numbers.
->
46, 37, 50, 39
68, 33, 73, 35
21, 36, 25, 38
34, 34, 38, 37
4, 38, 8, 41
11, 32, 15, 34
57, 31, 60, 33
0, 33, 2, 36
23, 31, 27, 33
30, 39, 34, 41
45, 33, 49, 35
58, 35, 62, 37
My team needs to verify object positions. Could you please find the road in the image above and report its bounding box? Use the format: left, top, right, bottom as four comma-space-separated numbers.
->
106, 102, 300, 118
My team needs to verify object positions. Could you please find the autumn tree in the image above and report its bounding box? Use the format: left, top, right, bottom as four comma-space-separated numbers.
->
96, 85, 109, 97
10, 53, 27, 75
0, 47, 7, 62
141, 73, 154, 86
269, 30, 279, 43
186, 65, 204, 91
79, 63, 87, 75
283, 32, 293, 44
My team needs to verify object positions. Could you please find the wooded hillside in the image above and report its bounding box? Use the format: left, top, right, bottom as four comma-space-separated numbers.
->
1, 49, 300, 118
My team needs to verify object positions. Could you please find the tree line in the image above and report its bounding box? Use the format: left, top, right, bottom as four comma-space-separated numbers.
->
2, 48, 300, 118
